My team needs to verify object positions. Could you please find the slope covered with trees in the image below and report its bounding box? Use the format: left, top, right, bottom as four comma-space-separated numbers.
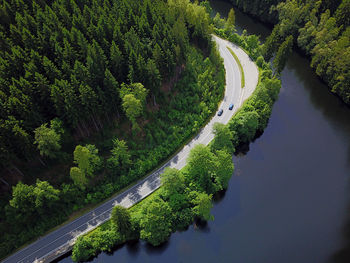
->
0, 0, 226, 258
229, 0, 350, 104
0, 0, 212, 174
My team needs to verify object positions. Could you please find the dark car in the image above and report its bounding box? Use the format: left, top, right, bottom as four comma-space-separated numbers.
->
229, 103, 234, 110
218, 109, 223, 116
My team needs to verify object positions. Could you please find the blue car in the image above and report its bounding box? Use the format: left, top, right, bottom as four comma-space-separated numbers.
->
218, 109, 223, 116
229, 103, 234, 110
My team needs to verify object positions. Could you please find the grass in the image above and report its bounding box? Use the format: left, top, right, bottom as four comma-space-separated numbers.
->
227, 46, 245, 89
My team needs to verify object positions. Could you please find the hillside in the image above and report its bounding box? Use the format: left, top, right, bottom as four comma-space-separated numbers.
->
0, 0, 226, 258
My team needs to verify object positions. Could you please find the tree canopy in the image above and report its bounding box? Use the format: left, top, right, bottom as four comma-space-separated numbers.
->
232, 0, 350, 104
0, 0, 213, 169
139, 197, 173, 246
211, 122, 235, 154
111, 205, 132, 237
273, 35, 293, 74
34, 122, 61, 158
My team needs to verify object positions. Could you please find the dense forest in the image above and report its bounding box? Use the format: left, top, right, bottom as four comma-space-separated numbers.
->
0, 0, 212, 179
0, 0, 227, 258
229, 0, 350, 104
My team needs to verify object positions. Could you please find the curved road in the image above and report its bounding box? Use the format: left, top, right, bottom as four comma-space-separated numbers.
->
2, 36, 258, 263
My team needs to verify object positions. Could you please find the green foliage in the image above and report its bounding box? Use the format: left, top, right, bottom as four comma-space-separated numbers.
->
335, 0, 350, 27
69, 144, 101, 189
119, 83, 148, 128
139, 197, 173, 246
273, 35, 293, 74
111, 205, 131, 237
229, 0, 280, 23
33, 180, 60, 211
211, 122, 234, 154
256, 56, 265, 68
215, 25, 281, 141
34, 123, 61, 158
186, 144, 216, 193
227, 47, 245, 88
160, 168, 193, 230
190, 191, 214, 221
122, 94, 142, 124
73, 144, 101, 178
72, 235, 96, 262
70, 167, 88, 190
0, 0, 213, 170
160, 168, 185, 196
230, 0, 350, 104
245, 34, 261, 60
1, 8, 226, 257
9, 180, 59, 222
69, 20, 283, 263
229, 110, 259, 144
9, 182, 35, 217
107, 139, 131, 174
213, 13, 226, 29
262, 26, 281, 62
0, 0, 228, 258
226, 8, 236, 29
214, 149, 234, 190
72, 229, 123, 262
185, 144, 234, 193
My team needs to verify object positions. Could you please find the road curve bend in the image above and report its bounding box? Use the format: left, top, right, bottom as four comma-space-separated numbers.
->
2, 36, 258, 263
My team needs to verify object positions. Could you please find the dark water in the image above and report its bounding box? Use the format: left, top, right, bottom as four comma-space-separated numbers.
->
58, 1, 350, 262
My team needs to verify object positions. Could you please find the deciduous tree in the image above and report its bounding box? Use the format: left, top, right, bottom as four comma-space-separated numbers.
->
122, 94, 142, 125
186, 144, 216, 193
73, 144, 101, 177
70, 166, 88, 190
190, 191, 213, 221
139, 197, 172, 246
107, 139, 131, 173
211, 122, 234, 154
111, 205, 131, 236
34, 123, 61, 158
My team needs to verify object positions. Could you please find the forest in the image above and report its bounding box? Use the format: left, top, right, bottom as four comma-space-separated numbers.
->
71, 20, 283, 262
0, 0, 227, 258
229, 0, 350, 105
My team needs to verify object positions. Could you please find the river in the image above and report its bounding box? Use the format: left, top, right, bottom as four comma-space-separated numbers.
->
57, 1, 350, 262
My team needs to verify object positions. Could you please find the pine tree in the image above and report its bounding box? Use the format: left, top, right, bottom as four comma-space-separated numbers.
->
274, 35, 293, 75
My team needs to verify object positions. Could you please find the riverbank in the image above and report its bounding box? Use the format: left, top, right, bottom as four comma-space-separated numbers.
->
70, 31, 280, 262
58, 2, 350, 263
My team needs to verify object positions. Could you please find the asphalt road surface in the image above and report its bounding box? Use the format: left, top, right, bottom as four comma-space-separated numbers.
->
2, 36, 258, 263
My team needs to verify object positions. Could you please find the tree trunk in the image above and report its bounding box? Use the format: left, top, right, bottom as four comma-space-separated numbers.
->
83, 120, 91, 137
105, 112, 111, 123
38, 157, 46, 167
153, 94, 157, 106
6, 167, 13, 175
95, 114, 103, 129
11, 165, 24, 177
91, 115, 99, 132
0, 177, 10, 186
77, 123, 85, 138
